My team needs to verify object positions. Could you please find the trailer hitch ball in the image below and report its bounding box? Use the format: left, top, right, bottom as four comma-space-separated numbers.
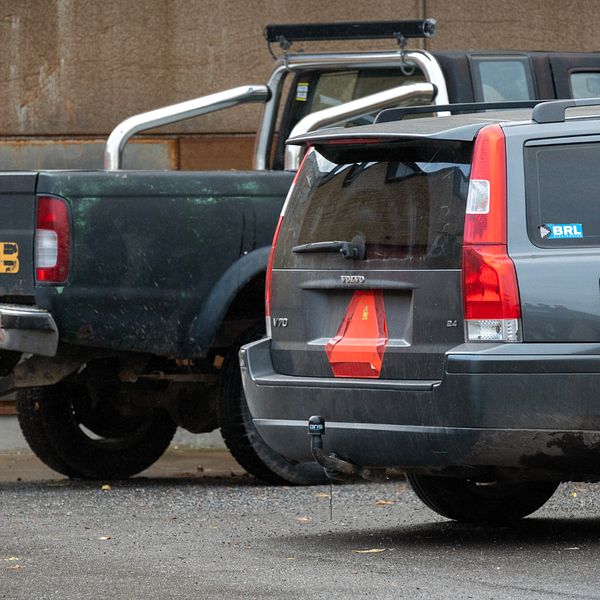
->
307, 415, 327, 463
307, 415, 388, 482
308, 415, 325, 437
308, 415, 357, 480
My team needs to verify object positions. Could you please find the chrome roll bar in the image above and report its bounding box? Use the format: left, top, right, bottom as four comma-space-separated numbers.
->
104, 85, 270, 170
283, 82, 436, 170
103, 50, 449, 171
253, 50, 449, 170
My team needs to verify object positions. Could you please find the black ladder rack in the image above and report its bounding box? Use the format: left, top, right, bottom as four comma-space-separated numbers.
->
264, 19, 436, 45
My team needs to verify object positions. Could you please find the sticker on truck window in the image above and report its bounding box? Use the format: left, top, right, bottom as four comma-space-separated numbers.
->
296, 82, 309, 101
539, 224, 584, 239
0, 242, 19, 274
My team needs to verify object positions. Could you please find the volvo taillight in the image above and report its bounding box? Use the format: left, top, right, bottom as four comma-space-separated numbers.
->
462, 124, 521, 342
265, 214, 284, 321
265, 150, 312, 334
35, 195, 71, 284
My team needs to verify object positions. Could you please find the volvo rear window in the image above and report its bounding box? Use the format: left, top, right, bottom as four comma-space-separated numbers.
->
525, 142, 600, 247
275, 144, 471, 270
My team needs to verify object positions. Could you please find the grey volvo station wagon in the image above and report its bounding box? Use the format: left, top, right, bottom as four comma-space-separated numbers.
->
240, 98, 600, 522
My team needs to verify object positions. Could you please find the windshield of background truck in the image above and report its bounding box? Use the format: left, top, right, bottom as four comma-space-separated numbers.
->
274, 145, 472, 270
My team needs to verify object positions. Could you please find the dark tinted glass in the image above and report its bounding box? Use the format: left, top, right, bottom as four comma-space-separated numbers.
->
286, 67, 428, 135
525, 142, 600, 247
275, 145, 471, 270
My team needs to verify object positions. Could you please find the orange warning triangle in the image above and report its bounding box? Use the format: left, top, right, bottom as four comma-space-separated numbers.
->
326, 290, 388, 378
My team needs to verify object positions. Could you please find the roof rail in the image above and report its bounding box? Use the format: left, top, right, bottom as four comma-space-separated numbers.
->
264, 19, 436, 46
532, 98, 600, 123
375, 100, 548, 123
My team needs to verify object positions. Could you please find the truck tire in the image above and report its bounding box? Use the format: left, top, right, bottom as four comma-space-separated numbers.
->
15, 388, 77, 477
218, 325, 328, 485
407, 473, 558, 522
16, 383, 177, 479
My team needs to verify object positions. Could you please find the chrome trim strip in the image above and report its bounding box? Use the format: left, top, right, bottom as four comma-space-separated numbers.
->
254, 419, 600, 435
252, 372, 438, 391
254, 419, 456, 433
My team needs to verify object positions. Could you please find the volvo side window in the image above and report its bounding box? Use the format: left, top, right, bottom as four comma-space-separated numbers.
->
526, 142, 600, 247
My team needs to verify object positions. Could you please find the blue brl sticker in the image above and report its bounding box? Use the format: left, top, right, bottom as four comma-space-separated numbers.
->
540, 223, 584, 239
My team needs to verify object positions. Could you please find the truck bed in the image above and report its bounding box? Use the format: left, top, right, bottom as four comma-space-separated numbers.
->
0, 169, 293, 357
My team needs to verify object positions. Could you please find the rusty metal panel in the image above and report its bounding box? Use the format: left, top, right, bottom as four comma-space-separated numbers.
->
0, 139, 177, 170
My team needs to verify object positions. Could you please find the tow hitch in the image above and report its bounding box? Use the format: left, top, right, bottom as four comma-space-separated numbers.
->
308, 415, 387, 482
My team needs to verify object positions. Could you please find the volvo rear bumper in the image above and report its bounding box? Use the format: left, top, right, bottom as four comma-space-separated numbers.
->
241, 337, 600, 478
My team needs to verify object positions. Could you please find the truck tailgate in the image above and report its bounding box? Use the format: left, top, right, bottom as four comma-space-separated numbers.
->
0, 173, 37, 297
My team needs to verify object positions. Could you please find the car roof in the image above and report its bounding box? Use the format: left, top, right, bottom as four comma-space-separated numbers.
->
287, 106, 600, 146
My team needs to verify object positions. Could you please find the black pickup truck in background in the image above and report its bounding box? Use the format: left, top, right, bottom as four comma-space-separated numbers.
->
2, 19, 600, 483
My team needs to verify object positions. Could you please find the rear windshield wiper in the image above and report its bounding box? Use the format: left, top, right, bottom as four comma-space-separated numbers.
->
292, 238, 365, 260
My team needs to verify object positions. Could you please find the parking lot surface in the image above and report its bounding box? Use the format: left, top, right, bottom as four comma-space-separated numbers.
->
1, 449, 600, 599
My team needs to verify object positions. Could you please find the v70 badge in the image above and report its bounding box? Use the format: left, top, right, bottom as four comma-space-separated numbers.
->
272, 317, 288, 328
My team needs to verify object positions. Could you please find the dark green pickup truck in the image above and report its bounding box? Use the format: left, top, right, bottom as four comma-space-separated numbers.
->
2, 19, 600, 482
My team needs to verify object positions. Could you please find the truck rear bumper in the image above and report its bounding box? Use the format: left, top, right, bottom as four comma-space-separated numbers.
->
0, 304, 58, 357
240, 338, 600, 478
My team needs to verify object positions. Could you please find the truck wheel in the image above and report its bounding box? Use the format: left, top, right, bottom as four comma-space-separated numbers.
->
407, 473, 558, 522
15, 388, 77, 477
16, 383, 177, 479
218, 325, 328, 485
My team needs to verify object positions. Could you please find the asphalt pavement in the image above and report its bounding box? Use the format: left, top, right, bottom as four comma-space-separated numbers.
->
2, 449, 600, 599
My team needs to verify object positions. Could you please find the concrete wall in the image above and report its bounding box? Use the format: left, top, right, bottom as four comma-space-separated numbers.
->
0, 0, 599, 169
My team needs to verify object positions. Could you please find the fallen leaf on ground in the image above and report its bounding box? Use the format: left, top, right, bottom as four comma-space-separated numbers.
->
1, 557, 20, 562
314, 492, 330, 498
98, 536, 112, 541
571, 492, 577, 498
7, 565, 24, 570
296, 517, 312, 522
101, 484, 112, 491
375, 500, 395, 507
353, 548, 386, 554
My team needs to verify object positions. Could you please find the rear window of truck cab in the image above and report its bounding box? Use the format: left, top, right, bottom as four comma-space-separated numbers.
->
289, 67, 429, 128
273, 67, 432, 169
525, 141, 600, 247
274, 142, 472, 270
470, 56, 535, 102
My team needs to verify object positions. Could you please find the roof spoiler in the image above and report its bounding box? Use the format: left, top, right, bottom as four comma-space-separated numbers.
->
375, 100, 547, 123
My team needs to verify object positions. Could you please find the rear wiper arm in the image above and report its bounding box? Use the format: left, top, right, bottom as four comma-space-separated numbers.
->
292, 238, 365, 260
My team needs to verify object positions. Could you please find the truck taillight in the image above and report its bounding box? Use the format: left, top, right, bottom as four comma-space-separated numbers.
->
462, 124, 521, 342
35, 195, 71, 284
